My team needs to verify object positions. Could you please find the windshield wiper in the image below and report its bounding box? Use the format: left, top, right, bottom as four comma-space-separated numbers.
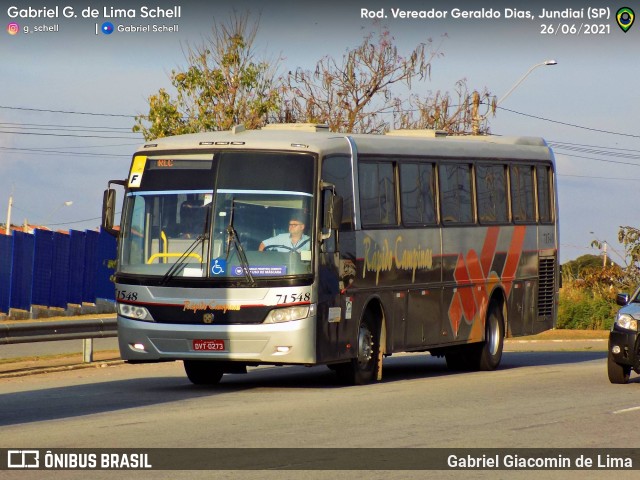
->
160, 234, 207, 285
226, 202, 256, 287
160, 201, 212, 285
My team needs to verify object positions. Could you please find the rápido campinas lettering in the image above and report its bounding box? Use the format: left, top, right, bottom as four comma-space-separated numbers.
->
183, 301, 241, 313
363, 236, 433, 284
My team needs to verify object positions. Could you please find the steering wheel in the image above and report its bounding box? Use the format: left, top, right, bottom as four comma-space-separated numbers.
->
263, 245, 295, 252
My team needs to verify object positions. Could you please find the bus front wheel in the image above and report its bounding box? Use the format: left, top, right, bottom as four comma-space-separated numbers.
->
335, 316, 380, 385
184, 360, 224, 385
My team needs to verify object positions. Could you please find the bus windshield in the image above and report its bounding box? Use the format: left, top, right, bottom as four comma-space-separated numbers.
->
118, 151, 315, 279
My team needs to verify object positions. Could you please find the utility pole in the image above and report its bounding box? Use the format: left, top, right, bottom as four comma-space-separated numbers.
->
603, 241, 608, 268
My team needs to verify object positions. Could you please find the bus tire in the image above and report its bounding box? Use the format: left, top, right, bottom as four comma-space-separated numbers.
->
445, 304, 504, 371
607, 352, 630, 384
184, 360, 224, 385
445, 350, 469, 371
476, 303, 504, 371
335, 316, 380, 385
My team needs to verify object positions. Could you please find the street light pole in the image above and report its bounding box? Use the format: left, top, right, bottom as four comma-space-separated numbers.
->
43, 200, 74, 229
497, 60, 558, 106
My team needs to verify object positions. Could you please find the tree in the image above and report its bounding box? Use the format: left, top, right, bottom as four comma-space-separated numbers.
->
618, 226, 640, 285
282, 29, 495, 134
135, 15, 495, 138
563, 254, 608, 279
395, 80, 495, 135
133, 12, 282, 140
283, 28, 433, 134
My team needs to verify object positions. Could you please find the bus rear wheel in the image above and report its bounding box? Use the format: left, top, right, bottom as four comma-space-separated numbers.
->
476, 304, 504, 371
184, 360, 224, 385
445, 303, 503, 371
335, 316, 380, 385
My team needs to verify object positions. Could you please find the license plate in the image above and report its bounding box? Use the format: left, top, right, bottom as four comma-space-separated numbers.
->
193, 339, 225, 351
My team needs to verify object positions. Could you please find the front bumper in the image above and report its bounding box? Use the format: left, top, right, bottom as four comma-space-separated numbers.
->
117, 315, 317, 365
608, 325, 640, 370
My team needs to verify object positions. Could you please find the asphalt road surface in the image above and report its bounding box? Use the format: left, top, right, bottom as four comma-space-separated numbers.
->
1, 342, 639, 480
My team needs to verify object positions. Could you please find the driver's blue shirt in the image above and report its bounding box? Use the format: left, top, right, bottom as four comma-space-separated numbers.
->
262, 233, 310, 252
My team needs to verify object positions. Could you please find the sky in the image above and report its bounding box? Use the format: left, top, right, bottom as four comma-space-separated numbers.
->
1, 0, 638, 264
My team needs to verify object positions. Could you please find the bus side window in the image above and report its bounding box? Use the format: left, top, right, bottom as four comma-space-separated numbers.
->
537, 165, 553, 223
321, 155, 354, 231
400, 162, 437, 225
477, 164, 508, 224
359, 161, 397, 226
510, 165, 535, 223
439, 163, 473, 224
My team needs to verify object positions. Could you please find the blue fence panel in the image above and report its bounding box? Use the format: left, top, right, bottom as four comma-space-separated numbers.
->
10, 231, 35, 311
68, 230, 86, 305
31, 229, 54, 306
0, 234, 13, 314
96, 229, 116, 301
50, 232, 71, 309
1, 228, 117, 314
82, 230, 99, 303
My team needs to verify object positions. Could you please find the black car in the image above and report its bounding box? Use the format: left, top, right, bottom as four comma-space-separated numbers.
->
608, 291, 640, 384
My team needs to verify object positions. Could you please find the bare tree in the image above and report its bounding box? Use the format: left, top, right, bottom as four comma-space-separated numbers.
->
395, 79, 496, 135
282, 29, 442, 133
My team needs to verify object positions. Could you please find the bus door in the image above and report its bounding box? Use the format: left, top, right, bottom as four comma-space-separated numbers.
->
391, 290, 408, 350
406, 288, 441, 348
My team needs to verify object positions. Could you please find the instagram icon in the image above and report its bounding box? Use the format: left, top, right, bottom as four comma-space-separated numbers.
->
7, 22, 20, 35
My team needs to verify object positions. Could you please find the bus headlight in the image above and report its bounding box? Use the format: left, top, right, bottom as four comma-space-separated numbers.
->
117, 303, 154, 322
264, 304, 316, 324
615, 313, 638, 331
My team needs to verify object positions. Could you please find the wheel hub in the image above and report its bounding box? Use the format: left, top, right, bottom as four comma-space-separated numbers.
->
357, 324, 373, 367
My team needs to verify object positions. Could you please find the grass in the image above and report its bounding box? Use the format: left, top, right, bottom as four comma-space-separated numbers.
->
516, 329, 609, 340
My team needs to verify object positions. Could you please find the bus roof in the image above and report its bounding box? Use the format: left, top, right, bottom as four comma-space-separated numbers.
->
137, 124, 554, 162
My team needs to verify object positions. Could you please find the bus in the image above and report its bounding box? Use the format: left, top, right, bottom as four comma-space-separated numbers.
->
102, 123, 559, 385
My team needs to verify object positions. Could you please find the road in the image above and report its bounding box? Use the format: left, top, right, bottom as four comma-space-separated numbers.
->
1, 340, 639, 479
1, 337, 119, 360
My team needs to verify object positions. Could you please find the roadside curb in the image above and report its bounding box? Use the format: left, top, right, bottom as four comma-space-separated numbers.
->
506, 339, 607, 343
0, 359, 124, 379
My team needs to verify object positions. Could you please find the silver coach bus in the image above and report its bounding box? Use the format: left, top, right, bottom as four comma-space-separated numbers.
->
102, 124, 559, 385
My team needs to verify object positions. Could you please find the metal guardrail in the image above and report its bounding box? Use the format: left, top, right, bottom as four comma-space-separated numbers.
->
0, 317, 118, 363
0, 318, 117, 345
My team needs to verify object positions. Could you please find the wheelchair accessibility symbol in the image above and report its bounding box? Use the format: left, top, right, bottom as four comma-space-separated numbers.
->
210, 258, 226, 275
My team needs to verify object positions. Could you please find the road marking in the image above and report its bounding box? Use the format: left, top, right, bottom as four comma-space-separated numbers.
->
612, 406, 640, 415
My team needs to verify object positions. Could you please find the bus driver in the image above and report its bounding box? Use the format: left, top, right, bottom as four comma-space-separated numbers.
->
259, 214, 310, 252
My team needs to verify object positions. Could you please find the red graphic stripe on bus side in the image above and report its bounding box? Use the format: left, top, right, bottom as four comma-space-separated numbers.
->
480, 226, 500, 278
449, 292, 463, 336
466, 249, 489, 325
466, 249, 483, 283
501, 226, 527, 297
454, 253, 470, 286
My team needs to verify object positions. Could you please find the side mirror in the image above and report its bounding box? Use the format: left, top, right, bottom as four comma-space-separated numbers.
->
102, 189, 117, 236
617, 293, 630, 306
320, 182, 343, 240
102, 180, 126, 237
